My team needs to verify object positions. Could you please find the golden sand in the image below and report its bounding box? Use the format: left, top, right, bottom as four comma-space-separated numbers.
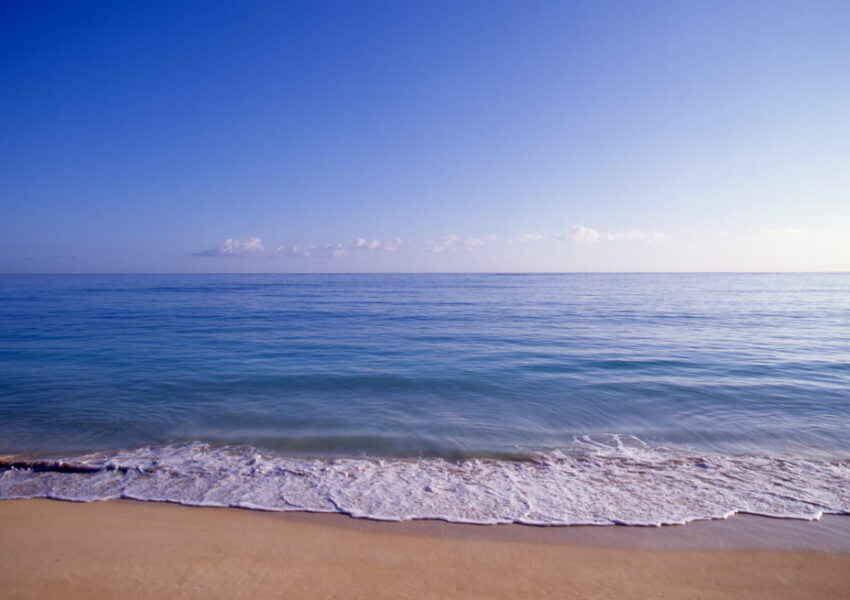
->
1, 499, 848, 599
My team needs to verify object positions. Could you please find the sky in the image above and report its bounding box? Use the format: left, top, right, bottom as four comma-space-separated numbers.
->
1, 0, 848, 273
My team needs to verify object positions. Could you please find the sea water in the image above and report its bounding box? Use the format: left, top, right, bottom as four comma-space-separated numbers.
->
1, 273, 848, 525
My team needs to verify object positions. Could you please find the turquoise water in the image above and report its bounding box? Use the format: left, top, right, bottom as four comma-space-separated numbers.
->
1, 273, 848, 525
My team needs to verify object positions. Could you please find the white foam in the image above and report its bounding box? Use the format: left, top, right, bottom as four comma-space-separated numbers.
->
2, 435, 848, 526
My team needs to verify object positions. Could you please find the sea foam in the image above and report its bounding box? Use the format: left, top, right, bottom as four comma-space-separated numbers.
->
1, 435, 848, 526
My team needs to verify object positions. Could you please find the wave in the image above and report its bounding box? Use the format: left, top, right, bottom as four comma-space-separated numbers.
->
1, 435, 848, 526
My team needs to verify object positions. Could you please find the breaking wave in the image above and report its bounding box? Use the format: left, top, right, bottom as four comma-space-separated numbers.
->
2, 435, 848, 526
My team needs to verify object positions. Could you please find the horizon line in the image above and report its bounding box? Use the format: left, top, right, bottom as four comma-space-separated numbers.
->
2, 271, 849, 276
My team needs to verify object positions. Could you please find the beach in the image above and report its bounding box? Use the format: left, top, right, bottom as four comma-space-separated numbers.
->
2, 499, 849, 600
5, 0, 849, 597
2, 275, 849, 598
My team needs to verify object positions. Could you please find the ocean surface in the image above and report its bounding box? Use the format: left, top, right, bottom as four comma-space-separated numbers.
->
1, 273, 848, 525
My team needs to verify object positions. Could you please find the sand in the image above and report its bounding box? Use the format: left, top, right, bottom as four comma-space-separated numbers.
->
1, 499, 849, 599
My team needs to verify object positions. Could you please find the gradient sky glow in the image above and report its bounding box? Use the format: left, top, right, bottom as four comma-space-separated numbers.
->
2, 0, 849, 273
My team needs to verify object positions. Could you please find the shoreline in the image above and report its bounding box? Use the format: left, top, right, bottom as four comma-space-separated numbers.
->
3, 495, 850, 553
4, 438, 848, 527
276, 506, 850, 553
2, 499, 849, 599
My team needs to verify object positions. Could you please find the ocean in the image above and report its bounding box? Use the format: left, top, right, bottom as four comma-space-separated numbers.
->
1, 273, 848, 525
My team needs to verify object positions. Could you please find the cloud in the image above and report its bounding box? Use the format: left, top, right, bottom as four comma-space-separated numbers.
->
197, 236, 401, 258
507, 227, 670, 245
425, 234, 495, 252
195, 236, 268, 257
352, 237, 402, 252
276, 243, 316, 258
278, 238, 401, 258
426, 234, 459, 252
568, 226, 603, 244
569, 225, 670, 244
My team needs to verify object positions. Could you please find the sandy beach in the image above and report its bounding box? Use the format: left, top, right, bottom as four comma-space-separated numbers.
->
1, 499, 848, 600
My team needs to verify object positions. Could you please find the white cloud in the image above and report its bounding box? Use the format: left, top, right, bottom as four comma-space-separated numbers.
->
195, 236, 268, 257
277, 238, 401, 258
508, 229, 669, 244
353, 237, 402, 252
276, 243, 315, 258
425, 234, 495, 252
568, 226, 604, 244
198, 237, 401, 259
425, 234, 457, 253
329, 243, 348, 258
569, 225, 670, 244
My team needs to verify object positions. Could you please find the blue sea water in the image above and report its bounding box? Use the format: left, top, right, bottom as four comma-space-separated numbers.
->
1, 273, 848, 525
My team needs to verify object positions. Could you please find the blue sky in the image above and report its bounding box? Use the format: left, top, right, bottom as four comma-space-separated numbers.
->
2, 0, 848, 272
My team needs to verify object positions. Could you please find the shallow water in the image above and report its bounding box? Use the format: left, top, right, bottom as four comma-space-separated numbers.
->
1, 273, 848, 524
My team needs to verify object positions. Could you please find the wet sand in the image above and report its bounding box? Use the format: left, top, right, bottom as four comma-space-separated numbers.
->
1, 498, 849, 599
